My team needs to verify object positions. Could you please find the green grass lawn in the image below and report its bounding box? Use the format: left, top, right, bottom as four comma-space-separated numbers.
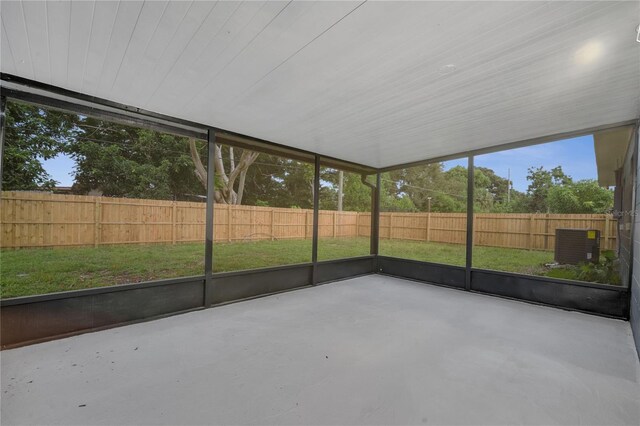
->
380, 239, 554, 274
0, 238, 368, 298
0, 237, 571, 298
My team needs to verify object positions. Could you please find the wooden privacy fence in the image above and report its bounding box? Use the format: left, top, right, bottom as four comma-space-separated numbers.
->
378, 212, 617, 252
1, 192, 617, 251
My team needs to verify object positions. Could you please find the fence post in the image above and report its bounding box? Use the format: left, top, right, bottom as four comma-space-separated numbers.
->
604, 214, 610, 250
390, 213, 395, 240
426, 212, 431, 242
544, 213, 550, 250
171, 201, 177, 245
227, 204, 232, 242
250, 207, 255, 240
38, 199, 44, 247
270, 208, 275, 241
472, 214, 477, 247
94, 198, 101, 247
529, 214, 535, 250
333, 211, 337, 237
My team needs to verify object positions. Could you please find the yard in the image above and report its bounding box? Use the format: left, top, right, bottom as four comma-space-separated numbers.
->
0, 237, 563, 298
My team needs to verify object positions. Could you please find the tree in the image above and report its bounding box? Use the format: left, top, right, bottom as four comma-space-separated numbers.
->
547, 179, 613, 214
2, 102, 78, 190
525, 166, 572, 213
391, 163, 443, 211
189, 142, 260, 205
67, 117, 206, 200
433, 166, 467, 212
476, 167, 510, 201
237, 154, 315, 209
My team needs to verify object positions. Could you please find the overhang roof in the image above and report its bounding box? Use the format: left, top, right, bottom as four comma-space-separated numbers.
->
1, 1, 639, 169
593, 126, 635, 187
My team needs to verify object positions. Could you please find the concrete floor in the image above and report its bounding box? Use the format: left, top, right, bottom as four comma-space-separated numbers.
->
2, 276, 639, 425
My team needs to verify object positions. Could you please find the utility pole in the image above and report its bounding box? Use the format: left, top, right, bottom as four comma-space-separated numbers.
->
427, 196, 432, 213
507, 168, 511, 204
337, 170, 344, 211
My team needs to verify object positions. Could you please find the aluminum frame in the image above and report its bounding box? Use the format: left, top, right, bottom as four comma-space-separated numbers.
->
0, 96, 5, 193
312, 156, 321, 285
204, 130, 216, 307
465, 156, 474, 291
0, 75, 636, 349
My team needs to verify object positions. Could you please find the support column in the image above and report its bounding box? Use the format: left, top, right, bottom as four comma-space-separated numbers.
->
0, 97, 6, 193
312, 156, 321, 284
204, 130, 216, 306
465, 156, 474, 291
371, 173, 381, 256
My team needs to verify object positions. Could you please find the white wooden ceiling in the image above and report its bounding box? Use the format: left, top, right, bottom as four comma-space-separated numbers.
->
1, 1, 639, 168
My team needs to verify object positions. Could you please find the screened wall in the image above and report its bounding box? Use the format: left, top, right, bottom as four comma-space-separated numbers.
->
317, 166, 373, 261
472, 136, 622, 287
1, 100, 207, 298
379, 159, 468, 267
0, 100, 378, 301
210, 144, 314, 272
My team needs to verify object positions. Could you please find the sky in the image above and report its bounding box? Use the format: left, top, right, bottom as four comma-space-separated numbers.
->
41, 135, 598, 190
443, 135, 597, 192
41, 153, 76, 187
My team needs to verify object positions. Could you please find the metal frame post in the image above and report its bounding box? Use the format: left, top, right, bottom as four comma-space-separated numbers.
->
311, 155, 321, 284
371, 172, 380, 256
465, 156, 474, 291
204, 129, 216, 306
0, 96, 6, 193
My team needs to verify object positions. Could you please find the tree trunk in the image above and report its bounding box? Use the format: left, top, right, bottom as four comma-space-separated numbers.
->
188, 139, 258, 205
189, 139, 207, 189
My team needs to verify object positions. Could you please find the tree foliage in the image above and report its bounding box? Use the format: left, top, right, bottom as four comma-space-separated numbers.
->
547, 179, 613, 214
67, 118, 206, 200
2, 102, 615, 214
2, 103, 78, 190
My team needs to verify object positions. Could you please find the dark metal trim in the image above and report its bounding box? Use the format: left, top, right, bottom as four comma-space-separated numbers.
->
212, 263, 313, 305
213, 261, 313, 278
1, 306, 206, 350
1, 277, 205, 348
358, 172, 379, 256
0, 275, 206, 307
465, 156, 474, 291
318, 156, 377, 176
317, 255, 376, 265
316, 256, 376, 284
216, 131, 313, 164
377, 256, 467, 288
471, 269, 629, 319
204, 130, 216, 307
2, 87, 207, 140
371, 173, 381, 256
0, 95, 5, 194
1, 73, 206, 130
377, 256, 628, 318
471, 267, 628, 292
625, 121, 639, 292
312, 155, 321, 284
378, 120, 638, 173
